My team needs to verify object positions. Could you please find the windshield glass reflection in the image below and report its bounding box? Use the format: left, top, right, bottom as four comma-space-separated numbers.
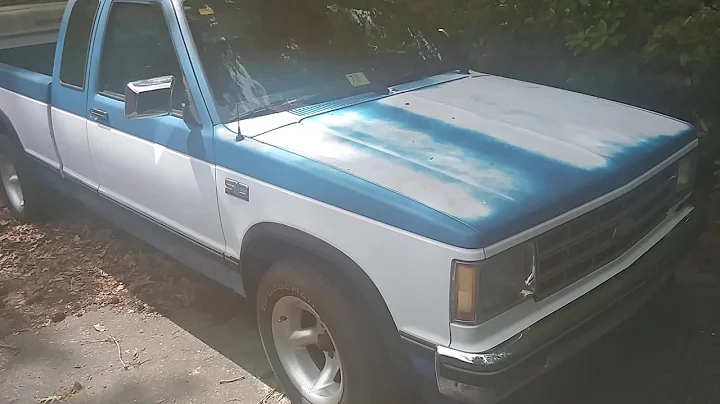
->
183, 0, 452, 122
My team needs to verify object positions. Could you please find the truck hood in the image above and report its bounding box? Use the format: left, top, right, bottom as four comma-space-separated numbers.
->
254, 73, 695, 247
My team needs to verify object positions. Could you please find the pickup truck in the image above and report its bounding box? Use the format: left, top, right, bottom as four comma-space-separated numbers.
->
0, 0, 703, 403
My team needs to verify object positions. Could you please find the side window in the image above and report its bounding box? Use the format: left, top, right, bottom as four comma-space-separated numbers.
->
59, 0, 99, 88
98, 2, 186, 110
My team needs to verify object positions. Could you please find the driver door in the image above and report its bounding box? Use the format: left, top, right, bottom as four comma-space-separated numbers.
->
85, 0, 226, 254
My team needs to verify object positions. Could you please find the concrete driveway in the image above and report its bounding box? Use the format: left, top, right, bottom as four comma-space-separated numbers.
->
1, 308, 287, 404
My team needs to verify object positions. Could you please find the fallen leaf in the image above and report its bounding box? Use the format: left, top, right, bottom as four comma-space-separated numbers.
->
93, 324, 106, 332
36, 396, 62, 404
53, 381, 83, 400
0, 343, 19, 353
219, 376, 246, 384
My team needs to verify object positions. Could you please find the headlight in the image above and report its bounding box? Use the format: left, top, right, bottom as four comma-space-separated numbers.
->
452, 242, 536, 324
676, 148, 698, 194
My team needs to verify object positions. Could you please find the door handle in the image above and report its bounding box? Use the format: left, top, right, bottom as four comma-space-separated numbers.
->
90, 108, 109, 123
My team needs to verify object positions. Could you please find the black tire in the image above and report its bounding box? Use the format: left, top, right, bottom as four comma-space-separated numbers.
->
256, 259, 402, 404
0, 134, 56, 222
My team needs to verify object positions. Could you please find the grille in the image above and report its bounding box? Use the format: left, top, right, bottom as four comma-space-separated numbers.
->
535, 164, 679, 299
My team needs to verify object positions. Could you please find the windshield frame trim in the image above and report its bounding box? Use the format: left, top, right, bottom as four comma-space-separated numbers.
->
173, 0, 223, 125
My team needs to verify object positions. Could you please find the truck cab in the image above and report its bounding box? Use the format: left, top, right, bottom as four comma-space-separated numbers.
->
0, 1, 703, 403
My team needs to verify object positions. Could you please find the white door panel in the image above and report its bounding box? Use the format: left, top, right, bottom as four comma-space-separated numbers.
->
88, 122, 225, 252
51, 107, 98, 187
0, 87, 59, 168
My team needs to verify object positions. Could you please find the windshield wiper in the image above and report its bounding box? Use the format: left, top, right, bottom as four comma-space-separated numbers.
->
229, 84, 391, 142
233, 97, 308, 121
232, 84, 390, 122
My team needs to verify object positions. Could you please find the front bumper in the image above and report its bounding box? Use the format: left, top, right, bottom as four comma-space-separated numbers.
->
433, 205, 703, 404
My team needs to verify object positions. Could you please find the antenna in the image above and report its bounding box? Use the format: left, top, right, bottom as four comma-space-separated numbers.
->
235, 101, 244, 141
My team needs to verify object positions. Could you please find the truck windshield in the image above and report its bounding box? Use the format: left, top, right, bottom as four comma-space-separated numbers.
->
182, 0, 454, 123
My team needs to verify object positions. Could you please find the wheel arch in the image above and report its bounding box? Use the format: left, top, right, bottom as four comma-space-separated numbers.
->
240, 222, 391, 318
239, 221, 417, 388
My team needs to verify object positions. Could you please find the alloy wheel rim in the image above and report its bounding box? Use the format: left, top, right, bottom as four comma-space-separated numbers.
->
0, 151, 24, 214
272, 295, 344, 404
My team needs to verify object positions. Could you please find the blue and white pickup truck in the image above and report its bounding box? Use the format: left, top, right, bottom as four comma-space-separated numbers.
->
0, 0, 704, 403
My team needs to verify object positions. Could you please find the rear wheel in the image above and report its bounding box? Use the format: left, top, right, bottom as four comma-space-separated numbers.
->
0, 134, 56, 221
256, 259, 397, 404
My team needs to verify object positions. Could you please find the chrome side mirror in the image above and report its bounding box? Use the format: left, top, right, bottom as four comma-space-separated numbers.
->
124, 75, 175, 119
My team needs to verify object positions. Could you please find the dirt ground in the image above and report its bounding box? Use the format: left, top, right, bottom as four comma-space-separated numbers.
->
0, 202, 288, 404
1, 193, 719, 404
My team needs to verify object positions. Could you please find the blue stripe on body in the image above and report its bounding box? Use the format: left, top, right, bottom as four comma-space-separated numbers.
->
0, 64, 52, 103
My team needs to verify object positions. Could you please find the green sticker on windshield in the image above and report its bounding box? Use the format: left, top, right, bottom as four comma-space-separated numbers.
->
345, 72, 370, 87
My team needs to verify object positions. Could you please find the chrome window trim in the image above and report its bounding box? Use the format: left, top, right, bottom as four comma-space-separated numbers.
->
482, 138, 698, 259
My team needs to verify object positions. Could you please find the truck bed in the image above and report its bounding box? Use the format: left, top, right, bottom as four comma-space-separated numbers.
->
0, 42, 56, 76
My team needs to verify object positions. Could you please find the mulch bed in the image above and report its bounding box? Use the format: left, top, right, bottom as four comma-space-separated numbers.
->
0, 202, 243, 338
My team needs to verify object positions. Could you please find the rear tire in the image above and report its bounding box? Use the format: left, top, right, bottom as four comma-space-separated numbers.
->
256, 259, 399, 404
0, 134, 56, 222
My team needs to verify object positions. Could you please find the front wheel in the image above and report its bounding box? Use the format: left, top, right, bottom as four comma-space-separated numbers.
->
256, 260, 396, 404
